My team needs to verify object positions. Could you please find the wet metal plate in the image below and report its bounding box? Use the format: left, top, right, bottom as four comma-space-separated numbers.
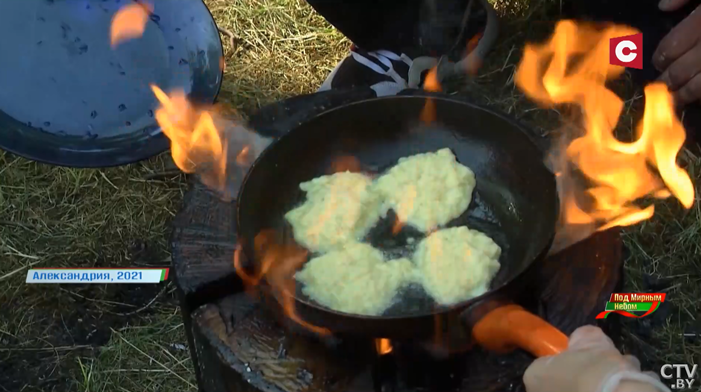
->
0, 0, 223, 167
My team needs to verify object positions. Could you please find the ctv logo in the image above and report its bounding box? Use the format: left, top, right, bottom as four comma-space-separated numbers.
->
609, 33, 643, 69
661, 364, 698, 390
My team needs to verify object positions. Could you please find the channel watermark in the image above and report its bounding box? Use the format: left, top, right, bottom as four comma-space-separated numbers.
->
609, 33, 643, 70
661, 364, 698, 390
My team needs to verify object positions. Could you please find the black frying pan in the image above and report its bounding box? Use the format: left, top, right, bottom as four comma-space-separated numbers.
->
236, 95, 567, 357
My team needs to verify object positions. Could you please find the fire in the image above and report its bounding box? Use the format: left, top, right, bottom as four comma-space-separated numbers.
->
149, 85, 269, 201
235, 145, 251, 165
150, 86, 228, 192
396, 68, 441, 233
234, 231, 330, 335
375, 338, 393, 355
110, 2, 153, 48
466, 33, 482, 55
391, 185, 417, 235
149, 85, 351, 334
423, 67, 442, 93
110, 1, 323, 335
135, 18, 693, 341
330, 155, 361, 173
419, 67, 441, 124
515, 20, 695, 252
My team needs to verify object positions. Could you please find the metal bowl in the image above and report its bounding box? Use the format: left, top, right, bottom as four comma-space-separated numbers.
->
0, 0, 223, 167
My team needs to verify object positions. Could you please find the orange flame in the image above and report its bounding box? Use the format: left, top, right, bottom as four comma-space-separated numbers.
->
234, 231, 330, 335
150, 85, 319, 330
515, 20, 695, 252
419, 67, 441, 125
150, 84, 351, 334
375, 338, 393, 355
110, 2, 153, 48
423, 67, 442, 93
330, 155, 361, 173
149, 85, 266, 201
144, 20, 695, 343
235, 145, 251, 165
396, 68, 442, 233
466, 33, 482, 54
150, 86, 229, 191
462, 33, 484, 76
391, 185, 417, 235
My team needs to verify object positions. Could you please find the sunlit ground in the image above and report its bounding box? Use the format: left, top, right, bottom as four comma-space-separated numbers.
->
1, 0, 698, 390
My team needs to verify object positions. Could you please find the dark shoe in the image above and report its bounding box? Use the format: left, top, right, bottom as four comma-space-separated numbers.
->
317, 46, 413, 96
315, 0, 493, 96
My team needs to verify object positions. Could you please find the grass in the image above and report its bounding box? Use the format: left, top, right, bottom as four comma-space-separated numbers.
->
0, 1, 343, 391
0, 0, 699, 391
207, 0, 347, 110
0, 154, 190, 392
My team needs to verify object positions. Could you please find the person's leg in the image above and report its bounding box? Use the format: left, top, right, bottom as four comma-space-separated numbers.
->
305, 0, 423, 54
306, 0, 485, 57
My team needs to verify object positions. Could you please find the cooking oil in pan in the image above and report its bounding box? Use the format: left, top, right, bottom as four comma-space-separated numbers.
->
279, 146, 529, 317
286, 185, 512, 317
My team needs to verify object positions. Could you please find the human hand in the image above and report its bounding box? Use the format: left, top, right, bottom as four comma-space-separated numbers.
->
523, 325, 670, 392
653, 0, 701, 106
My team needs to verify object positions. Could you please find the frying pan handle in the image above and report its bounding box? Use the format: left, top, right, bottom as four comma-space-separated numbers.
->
466, 304, 569, 357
